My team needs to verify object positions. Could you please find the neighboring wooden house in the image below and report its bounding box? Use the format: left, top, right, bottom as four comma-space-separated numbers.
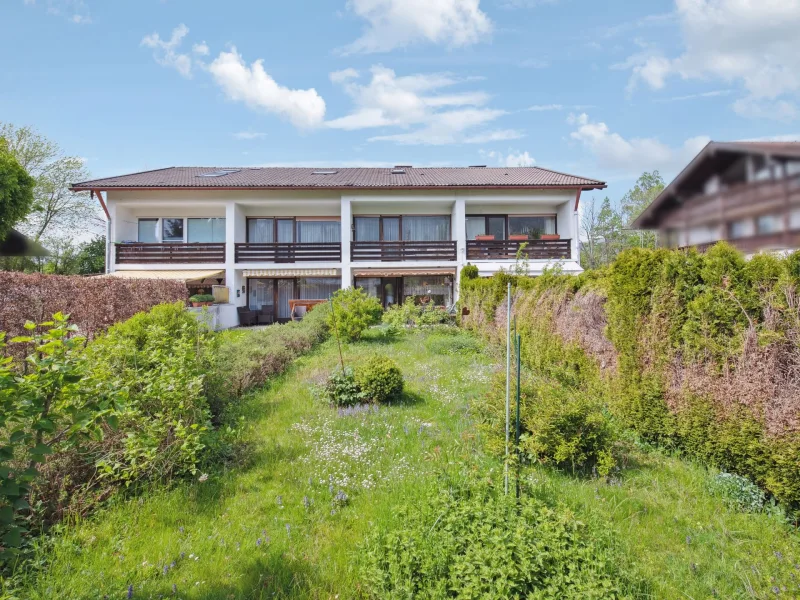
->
632, 141, 800, 253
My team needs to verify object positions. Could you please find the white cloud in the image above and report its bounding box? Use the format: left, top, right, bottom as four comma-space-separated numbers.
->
326, 65, 519, 145
28, 0, 91, 24
624, 0, 800, 119
192, 41, 210, 56
527, 103, 563, 111
341, 0, 492, 54
481, 149, 536, 166
656, 89, 732, 102
233, 131, 267, 140
208, 48, 326, 129
568, 112, 709, 173
141, 24, 193, 78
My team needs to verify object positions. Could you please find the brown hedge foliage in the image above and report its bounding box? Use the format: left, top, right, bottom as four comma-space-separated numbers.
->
0, 271, 187, 351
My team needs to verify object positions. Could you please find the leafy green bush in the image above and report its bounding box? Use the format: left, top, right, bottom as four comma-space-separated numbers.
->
354, 355, 404, 403
359, 481, 641, 598
86, 302, 216, 487
329, 287, 382, 342
383, 298, 453, 328
0, 314, 121, 564
316, 367, 365, 407
708, 472, 765, 513
460, 263, 479, 281
189, 294, 215, 303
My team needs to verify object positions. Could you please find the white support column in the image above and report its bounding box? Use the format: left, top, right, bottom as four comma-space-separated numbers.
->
573, 210, 580, 263
340, 195, 352, 289
225, 202, 246, 306
452, 195, 466, 301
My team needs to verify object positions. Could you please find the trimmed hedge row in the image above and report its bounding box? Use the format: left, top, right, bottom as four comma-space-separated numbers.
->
460, 245, 800, 515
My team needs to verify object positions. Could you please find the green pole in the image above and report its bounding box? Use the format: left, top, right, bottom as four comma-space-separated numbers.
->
515, 332, 521, 500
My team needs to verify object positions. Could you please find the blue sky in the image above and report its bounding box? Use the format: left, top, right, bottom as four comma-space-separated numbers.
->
2, 0, 799, 204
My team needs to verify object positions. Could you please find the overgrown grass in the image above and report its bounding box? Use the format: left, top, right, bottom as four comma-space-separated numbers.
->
6, 328, 799, 599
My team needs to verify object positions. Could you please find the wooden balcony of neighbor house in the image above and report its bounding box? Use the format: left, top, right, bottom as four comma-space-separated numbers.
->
115, 242, 226, 264
467, 238, 572, 260
350, 240, 458, 262
235, 242, 342, 263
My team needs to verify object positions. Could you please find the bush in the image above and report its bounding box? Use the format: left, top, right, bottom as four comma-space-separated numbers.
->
708, 472, 765, 513
316, 367, 365, 407
355, 355, 404, 403
328, 287, 382, 342
189, 294, 215, 303
359, 481, 641, 598
383, 298, 453, 328
460, 263, 479, 281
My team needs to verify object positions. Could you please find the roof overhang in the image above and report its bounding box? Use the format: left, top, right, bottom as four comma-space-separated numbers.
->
243, 268, 340, 277
71, 184, 607, 193
353, 268, 456, 277
104, 269, 224, 281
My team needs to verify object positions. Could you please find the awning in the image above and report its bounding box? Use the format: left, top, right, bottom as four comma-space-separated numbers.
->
353, 268, 456, 277
243, 268, 341, 278
106, 269, 224, 281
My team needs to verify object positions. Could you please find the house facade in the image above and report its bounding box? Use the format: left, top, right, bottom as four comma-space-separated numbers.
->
72, 166, 605, 326
632, 141, 800, 254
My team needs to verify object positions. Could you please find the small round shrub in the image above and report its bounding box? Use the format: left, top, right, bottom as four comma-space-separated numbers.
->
317, 367, 365, 407
328, 287, 382, 342
355, 355, 404, 403
461, 263, 479, 280
708, 472, 765, 513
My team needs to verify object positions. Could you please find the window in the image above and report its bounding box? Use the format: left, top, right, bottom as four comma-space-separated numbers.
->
162, 218, 184, 242
791, 208, 800, 231
402, 276, 453, 307
296, 221, 340, 243
688, 225, 716, 245
356, 278, 382, 300
354, 217, 381, 242
466, 216, 486, 240
508, 216, 556, 238
729, 219, 750, 240
248, 218, 275, 243
402, 216, 450, 241
757, 214, 783, 235
138, 219, 158, 243
188, 218, 226, 243
296, 277, 340, 299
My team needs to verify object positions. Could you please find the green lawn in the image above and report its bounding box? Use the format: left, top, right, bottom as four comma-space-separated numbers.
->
11, 329, 800, 599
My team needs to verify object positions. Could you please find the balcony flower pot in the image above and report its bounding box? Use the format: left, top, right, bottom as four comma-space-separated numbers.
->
189, 294, 215, 307
475, 234, 495, 241
508, 234, 529, 241
540, 234, 561, 240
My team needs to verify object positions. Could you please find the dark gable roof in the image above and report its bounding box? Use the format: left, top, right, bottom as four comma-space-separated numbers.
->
71, 166, 606, 191
632, 141, 800, 229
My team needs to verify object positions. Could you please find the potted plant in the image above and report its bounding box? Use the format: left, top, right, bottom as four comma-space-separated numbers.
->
189, 293, 215, 307
475, 234, 495, 241
540, 233, 561, 240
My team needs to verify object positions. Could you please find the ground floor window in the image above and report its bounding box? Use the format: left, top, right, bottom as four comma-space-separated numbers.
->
248, 277, 340, 322
355, 275, 453, 309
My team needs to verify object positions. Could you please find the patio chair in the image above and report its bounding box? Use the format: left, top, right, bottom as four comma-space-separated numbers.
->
237, 306, 257, 327
257, 306, 275, 325
291, 305, 307, 321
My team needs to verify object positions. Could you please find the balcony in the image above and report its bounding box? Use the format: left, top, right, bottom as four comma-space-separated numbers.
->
467, 239, 571, 260
235, 242, 342, 263
351, 240, 457, 262
116, 242, 225, 264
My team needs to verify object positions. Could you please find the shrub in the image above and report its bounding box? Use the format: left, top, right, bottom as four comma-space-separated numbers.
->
189, 294, 215, 303
359, 481, 641, 598
316, 367, 365, 407
328, 287, 382, 342
708, 472, 765, 513
0, 314, 122, 565
460, 263, 479, 281
354, 355, 404, 403
382, 298, 452, 328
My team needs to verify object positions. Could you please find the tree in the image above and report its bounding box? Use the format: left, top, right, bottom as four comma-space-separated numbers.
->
0, 123, 100, 243
597, 197, 625, 265
0, 146, 35, 241
620, 171, 664, 250
76, 235, 106, 274
580, 196, 601, 270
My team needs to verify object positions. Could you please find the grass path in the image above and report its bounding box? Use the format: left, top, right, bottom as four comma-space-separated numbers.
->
20, 330, 495, 599
13, 328, 800, 599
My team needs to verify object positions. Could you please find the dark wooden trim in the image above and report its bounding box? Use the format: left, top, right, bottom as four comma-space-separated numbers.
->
92, 190, 110, 220
466, 239, 571, 260
235, 242, 341, 263
115, 242, 226, 264
351, 240, 457, 262
466, 213, 559, 239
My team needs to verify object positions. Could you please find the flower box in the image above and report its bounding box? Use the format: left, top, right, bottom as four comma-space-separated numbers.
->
475, 234, 495, 241
540, 234, 561, 240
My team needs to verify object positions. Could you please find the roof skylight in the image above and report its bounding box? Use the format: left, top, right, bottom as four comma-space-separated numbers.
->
197, 169, 240, 178
391, 168, 406, 174
311, 170, 338, 175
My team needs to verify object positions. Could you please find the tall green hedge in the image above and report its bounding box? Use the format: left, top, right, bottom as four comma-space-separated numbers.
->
460, 245, 800, 515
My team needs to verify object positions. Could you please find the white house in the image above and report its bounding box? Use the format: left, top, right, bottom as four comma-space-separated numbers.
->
72, 165, 605, 327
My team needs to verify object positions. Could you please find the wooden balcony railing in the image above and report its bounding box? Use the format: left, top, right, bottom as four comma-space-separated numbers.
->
115, 243, 225, 264
351, 240, 457, 262
235, 242, 341, 263
467, 239, 572, 260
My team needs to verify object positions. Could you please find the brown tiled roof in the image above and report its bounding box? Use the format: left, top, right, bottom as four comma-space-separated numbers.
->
632, 141, 800, 228
71, 166, 605, 191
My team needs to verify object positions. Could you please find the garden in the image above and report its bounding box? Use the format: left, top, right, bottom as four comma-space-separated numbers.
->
0, 266, 798, 598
